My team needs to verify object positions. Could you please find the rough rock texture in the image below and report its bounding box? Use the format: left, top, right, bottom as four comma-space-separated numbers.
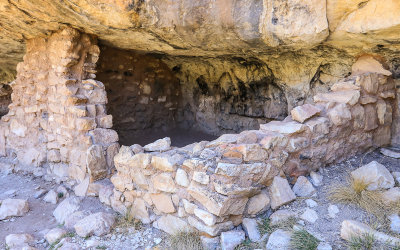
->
104, 55, 395, 235
1, 0, 400, 125
0, 28, 119, 186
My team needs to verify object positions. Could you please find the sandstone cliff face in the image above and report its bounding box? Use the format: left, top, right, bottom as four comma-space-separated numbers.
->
1, 0, 400, 81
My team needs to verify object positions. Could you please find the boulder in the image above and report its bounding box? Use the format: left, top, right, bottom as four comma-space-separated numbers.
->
266, 229, 292, 250
144, 137, 171, 152
64, 211, 89, 230
220, 230, 245, 250
5, 233, 34, 248
246, 191, 270, 215
269, 176, 296, 209
53, 196, 81, 224
291, 104, 321, 123
74, 212, 115, 237
292, 176, 316, 197
0, 198, 29, 220
350, 161, 394, 190
45, 228, 66, 244
242, 218, 261, 242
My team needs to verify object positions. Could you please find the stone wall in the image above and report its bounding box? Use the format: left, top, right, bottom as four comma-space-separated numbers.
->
96, 46, 181, 146
106, 56, 395, 236
0, 28, 119, 185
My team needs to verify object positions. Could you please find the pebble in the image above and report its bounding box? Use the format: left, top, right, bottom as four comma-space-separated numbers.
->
328, 204, 339, 218
305, 199, 318, 208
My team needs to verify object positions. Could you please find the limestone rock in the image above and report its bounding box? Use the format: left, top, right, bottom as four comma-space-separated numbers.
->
98, 185, 113, 206
389, 214, 400, 234
381, 148, 400, 159
176, 168, 189, 187
206, 134, 238, 148
132, 198, 150, 224
201, 236, 220, 250
86, 145, 107, 181
327, 103, 352, 126
292, 176, 316, 197
247, 191, 270, 215
150, 193, 175, 213
153, 214, 189, 234
301, 208, 318, 223
310, 171, 323, 186
45, 228, 66, 244
0, 198, 29, 220
88, 128, 119, 146
188, 216, 234, 237
382, 187, 400, 205
183, 199, 197, 214
5, 233, 34, 248
144, 137, 171, 152
194, 208, 217, 226
305, 199, 318, 208
74, 212, 115, 237
341, 220, 400, 246
64, 211, 89, 230
43, 190, 58, 204
317, 242, 333, 250
152, 173, 176, 192
350, 161, 394, 190
291, 104, 321, 123
220, 230, 245, 250
270, 209, 297, 225
269, 176, 296, 209
266, 229, 292, 250
314, 90, 360, 106
260, 121, 306, 135
328, 205, 339, 218
352, 55, 392, 76
193, 171, 210, 185
242, 218, 261, 242
53, 196, 81, 224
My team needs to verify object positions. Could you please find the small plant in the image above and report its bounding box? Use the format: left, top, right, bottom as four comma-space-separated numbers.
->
347, 233, 375, 250
168, 231, 203, 250
57, 192, 64, 198
328, 176, 385, 219
115, 206, 142, 230
234, 239, 261, 250
96, 246, 107, 249
258, 216, 297, 235
290, 229, 320, 250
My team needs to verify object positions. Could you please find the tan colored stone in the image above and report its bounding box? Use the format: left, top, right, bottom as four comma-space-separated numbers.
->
351, 161, 394, 191
269, 176, 296, 209
151, 154, 177, 172
183, 199, 198, 214
152, 173, 176, 192
382, 187, 400, 205
150, 193, 175, 213
341, 220, 400, 246
331, 80, 359, 91
153, 214, 190, 234
131, 198, 150, 224
89, 128, 119, 146
144, 137, 171, 152
259, 131, 288, 149
106, 143, 119, 169
364, 104, 378, 131
352, 55, 392, 76
0, 199, 29, 220
188, 216, 234, 237
194, 208, 217, 226
246, 191, 270, 215
232, 144, 268, 162
260, 121, 306, 135
314, 90, 360, 105
328, 103, 352, 126
291, 104, 322, 123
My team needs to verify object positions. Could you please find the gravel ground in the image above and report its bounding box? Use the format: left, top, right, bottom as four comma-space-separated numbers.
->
0, 148, 399, 250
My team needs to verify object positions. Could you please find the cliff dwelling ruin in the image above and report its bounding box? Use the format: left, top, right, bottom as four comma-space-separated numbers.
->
0, 0, 400, 249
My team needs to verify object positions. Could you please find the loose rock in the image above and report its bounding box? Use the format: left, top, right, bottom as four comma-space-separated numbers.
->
270, 176, 296, 209
74, 212, 115, 237
292, 176, 316, 197
266, 229, 292, 250
45, 228, 66, 244
53, 196, 81, 224
300, 208, 318, 223
220, 230, 245, 250
328, 205, 339, 218
143, 137, 171, 152
5, 233, 34, 248
242, 218, 261, 242
43, 190, 58, 204
0, 198, 29, 220
350, 161, 394, 190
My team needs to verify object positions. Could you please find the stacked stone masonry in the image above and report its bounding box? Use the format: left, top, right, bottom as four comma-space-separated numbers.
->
0, 28, 397, 237
0, 28, 119, 185
107, 57, 396, 236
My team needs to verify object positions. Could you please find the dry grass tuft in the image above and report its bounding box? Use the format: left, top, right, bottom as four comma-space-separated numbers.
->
328, 176, 386, 219
258, 216, 297, 235
116, 206, 142, 230
168, 231, 203, 250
